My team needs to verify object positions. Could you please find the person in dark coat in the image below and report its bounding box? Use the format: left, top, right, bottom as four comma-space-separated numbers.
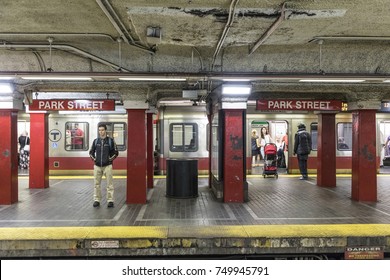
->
293, 123, 312, 180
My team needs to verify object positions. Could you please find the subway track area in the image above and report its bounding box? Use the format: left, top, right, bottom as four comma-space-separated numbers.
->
1, 174, 390, 259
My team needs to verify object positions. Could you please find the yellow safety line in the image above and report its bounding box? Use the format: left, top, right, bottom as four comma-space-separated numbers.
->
1, 224, 390, 240
18, 173, 390, 180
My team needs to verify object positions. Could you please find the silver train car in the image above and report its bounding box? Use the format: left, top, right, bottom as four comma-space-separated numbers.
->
155, 105, 209, 174
17, 105, 390, 175
18, 111, 128, 175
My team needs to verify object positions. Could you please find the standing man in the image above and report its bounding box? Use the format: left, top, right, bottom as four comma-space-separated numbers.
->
89, 124, 118, 207
293, 123, 312, 180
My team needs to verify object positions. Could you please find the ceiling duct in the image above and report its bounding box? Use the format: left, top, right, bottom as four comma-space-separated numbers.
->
182, 89, 207, 99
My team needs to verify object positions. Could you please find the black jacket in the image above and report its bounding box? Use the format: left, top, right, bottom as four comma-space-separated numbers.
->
89, 137, 118, 167
294, 128, 312, 155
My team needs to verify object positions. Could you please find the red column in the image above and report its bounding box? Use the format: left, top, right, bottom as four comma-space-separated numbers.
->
29, 113, 49, 189
126, 109, 147, 203
146, 112, 154, 189
0, 110, 18, 204
351, 110, 377, 201
223, 109, 245, 203
317, 113, 336, 187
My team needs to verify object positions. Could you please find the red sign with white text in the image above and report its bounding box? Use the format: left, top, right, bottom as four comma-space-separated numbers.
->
256, 100, 343, 111
29, 99, 115, 111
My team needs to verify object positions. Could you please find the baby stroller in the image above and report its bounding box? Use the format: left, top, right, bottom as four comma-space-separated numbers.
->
263, 143, 278, 178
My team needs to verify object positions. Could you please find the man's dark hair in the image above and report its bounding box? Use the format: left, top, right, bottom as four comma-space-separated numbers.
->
98, 124, 107, 130
298, 123, 306, 129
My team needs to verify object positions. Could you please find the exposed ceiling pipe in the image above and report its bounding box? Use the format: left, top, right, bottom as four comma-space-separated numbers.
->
192, 47, 204, 71
0, 43, 131, 72
211, 0, 240, 70
249, 2, 286, 55
95, 0, 154, 54
311, 36, 390, 42
2, 70, 389, 83
0, 32, 117, 41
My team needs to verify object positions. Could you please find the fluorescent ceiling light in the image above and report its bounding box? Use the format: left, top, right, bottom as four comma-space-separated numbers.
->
222, 78, 251, 82
222, 85, 251, 95
119, 77, 186, 81
21, 76, 92, 80
299, 79, 365, 83
383, 80, 390, 83
0, 83, 13, 94
0, 76, 14, 80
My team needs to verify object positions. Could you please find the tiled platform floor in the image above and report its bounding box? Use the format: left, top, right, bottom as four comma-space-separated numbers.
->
1, 175, 390, 227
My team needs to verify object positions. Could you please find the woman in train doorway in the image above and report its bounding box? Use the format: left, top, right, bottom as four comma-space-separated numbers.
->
18, 131, 30, 170
260, 126, 273, 160
251, 130, 261, 167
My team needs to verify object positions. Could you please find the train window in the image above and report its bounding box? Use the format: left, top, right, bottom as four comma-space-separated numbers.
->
379, 121, 390, 146
169, 123, 198, 152
65, 122, 89, 151
97, 122, 126, 151
337, 122, 352, 150
310, 123, 318, 151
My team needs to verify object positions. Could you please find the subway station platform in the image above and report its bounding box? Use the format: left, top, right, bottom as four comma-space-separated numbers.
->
1, 174, 390, 259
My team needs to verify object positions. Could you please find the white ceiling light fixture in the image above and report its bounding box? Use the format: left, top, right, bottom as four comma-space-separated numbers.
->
222, 84, 252, 95
222, 78, 251, 82
299, 79, 365, 83
21, 76, 92, 81
118, 77, 186, 81
0, 76, 15, 80
0, 83, 13, 94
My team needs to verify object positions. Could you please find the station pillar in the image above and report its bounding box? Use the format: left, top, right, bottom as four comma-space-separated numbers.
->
125, 101, 148, 204
351, 109, 377, 201
221, 102, 247, 203
0, 109, 19, 204
317, 113, 336, 187
29, 113, 49, 189
146, 108, 155, 189
349, 101, 380, 202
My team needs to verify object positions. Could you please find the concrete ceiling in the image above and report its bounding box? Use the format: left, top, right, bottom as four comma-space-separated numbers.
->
1, 0, 390, 106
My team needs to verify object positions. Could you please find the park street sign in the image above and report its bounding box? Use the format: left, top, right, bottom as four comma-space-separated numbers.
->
256, 100, 344, 111
29, 99, 115, 111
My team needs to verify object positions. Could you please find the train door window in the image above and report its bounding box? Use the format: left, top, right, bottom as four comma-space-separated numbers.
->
310, 123, 318, 151
97, 122, 126, 151
337, 122, 352, 150
170, 123, 198, 152
380, 121, 390, 146
65, 122, 89, 151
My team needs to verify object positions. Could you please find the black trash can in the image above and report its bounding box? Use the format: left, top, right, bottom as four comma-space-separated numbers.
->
166, 158, 198, 198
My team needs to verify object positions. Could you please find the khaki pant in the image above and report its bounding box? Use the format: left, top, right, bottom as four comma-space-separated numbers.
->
93, 164, 114, 203
284, 150, 288, 169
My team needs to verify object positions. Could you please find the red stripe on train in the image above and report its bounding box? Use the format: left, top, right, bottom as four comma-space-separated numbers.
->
49, 157, 127, 170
